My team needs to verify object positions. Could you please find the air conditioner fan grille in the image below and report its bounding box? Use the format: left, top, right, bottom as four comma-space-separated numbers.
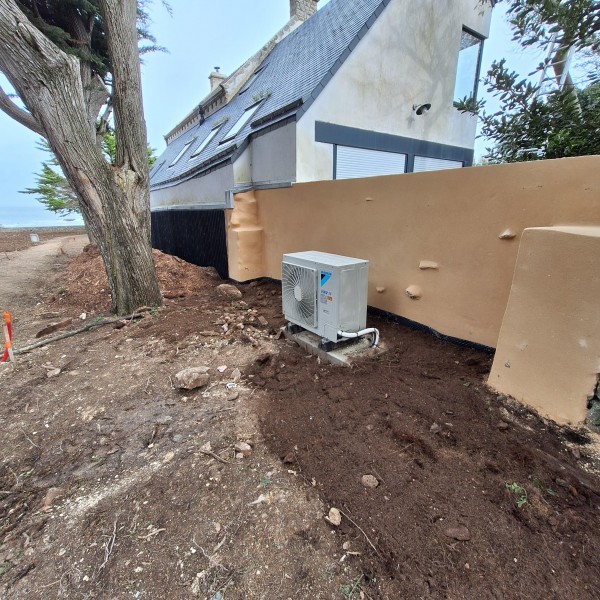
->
282, 262, 317, 329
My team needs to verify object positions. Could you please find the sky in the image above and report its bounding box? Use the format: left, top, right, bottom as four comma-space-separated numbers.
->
0, 0, 541, 228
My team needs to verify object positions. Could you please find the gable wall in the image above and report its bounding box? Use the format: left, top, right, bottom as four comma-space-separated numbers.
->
296, 0, 492, 181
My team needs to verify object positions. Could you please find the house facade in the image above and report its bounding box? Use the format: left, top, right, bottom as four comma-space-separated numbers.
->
150, 0, 493, 276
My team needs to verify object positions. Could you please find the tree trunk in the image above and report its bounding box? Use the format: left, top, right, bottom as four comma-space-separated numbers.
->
0, 0, 162, 315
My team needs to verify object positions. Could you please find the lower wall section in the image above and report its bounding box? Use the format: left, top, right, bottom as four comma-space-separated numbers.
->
151, 209, 228, 279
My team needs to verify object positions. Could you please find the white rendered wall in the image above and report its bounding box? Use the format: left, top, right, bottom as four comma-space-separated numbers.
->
150, 164, 234, 209
296, 0, 492, 182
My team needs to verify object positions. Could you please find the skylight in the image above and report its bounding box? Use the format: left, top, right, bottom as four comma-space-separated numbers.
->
190, 126, 221, 158
169, 139, 194, 167
220, 103, 262, 143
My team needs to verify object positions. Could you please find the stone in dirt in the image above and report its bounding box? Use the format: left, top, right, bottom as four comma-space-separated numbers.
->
361, 474, 379, 488
216, 283, 242, 299
173, 367, 210, 390
497, 421, 509, 431
235, 441, 252, 457
326, 507, 342, 526
430, 422, 441, 434
231, 368, 242, 382
42, 487, 64, 511
444, 526, 471, 541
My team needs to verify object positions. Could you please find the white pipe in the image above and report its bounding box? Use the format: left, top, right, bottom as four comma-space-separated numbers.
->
337, 327, 379, 348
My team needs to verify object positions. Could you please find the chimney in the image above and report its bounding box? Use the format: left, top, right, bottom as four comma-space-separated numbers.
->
209, 67, 227, 91
290, 0, 319, 21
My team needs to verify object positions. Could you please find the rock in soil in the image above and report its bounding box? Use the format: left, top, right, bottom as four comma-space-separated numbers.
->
444, 526, 471, 541
42, 487, 64, 511
216, 283, 242, 299
361, 474, 379, 488
326, 507, 342, 526
173, 366, 210, 390
235, 441, 253, 457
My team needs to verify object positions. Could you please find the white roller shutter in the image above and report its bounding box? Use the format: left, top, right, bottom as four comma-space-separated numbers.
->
336, 146, 407, 179
414, 156, 463, 172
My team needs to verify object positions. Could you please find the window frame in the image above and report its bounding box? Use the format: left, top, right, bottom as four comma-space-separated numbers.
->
190, 125, 222, 158
169, 138, 195, 167
453, 26, 485, 107
220, 101, 263, 144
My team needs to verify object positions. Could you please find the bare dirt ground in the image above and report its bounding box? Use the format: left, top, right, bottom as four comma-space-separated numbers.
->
1, 233, 599, 599
0, 227, 85, 254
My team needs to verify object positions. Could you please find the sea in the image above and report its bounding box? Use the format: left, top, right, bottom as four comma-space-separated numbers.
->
0, 197, 84, 228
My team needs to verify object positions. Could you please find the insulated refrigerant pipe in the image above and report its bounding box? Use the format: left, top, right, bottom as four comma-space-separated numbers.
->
337, 327, 380, 348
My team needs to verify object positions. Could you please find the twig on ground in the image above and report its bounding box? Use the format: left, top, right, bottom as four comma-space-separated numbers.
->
98, 520, 118, 572
339, 507, 383, 558
19, 429, 39, 449
138, 527, 165, 540
15, 310, 150, 355
198, 449, 231, 464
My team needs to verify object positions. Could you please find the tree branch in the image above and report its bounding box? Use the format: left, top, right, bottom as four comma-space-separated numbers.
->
0, 84, 45, 136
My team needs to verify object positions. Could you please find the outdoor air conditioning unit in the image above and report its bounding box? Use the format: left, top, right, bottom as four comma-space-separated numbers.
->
282, 251, 377, 346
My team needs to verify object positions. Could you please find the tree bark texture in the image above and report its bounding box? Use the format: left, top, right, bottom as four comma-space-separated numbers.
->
0, 0, 162, 315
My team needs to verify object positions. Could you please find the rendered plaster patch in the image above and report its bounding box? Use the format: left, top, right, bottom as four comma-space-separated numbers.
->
405, 285, 422, 300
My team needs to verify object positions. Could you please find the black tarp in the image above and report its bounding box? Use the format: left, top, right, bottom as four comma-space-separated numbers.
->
151, 209, 228, 279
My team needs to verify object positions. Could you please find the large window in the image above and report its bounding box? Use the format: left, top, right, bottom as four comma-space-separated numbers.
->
454, 28, 483, 103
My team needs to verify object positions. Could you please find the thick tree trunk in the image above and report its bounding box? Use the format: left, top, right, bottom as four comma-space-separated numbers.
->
0, 0, 162, 315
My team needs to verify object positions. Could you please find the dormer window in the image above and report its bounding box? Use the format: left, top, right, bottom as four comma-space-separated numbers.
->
454, 28, 484, 104
220, 102, 263, 143
190, 125, 222, 158
169, 139, 194, 167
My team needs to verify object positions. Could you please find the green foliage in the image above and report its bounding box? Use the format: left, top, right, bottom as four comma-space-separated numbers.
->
21, 140, 79, 215
531, 476, 556, 497
474, 0, 600, 162
505, 482, 528, 508
477, 71, 600, 163
14, 1, 168, 81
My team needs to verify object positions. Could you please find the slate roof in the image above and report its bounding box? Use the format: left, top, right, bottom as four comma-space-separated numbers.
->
150, 0, 390, 189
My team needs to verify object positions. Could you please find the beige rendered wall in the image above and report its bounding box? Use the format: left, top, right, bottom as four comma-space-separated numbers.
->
488, 227, 600, 425
296, 0, 492, 181
227, 156, 600, 349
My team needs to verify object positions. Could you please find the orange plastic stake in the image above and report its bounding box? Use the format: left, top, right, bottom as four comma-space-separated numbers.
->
1, 312, 13, 363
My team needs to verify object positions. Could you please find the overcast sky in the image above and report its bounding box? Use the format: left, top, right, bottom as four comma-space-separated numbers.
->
0, 0, 540, 227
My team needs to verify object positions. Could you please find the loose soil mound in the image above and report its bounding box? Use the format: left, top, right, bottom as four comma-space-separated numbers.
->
256, 320, 600, 599
52, 244, 220, 314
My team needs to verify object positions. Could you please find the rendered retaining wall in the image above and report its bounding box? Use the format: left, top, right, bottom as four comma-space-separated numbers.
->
226, 157, 600, 424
